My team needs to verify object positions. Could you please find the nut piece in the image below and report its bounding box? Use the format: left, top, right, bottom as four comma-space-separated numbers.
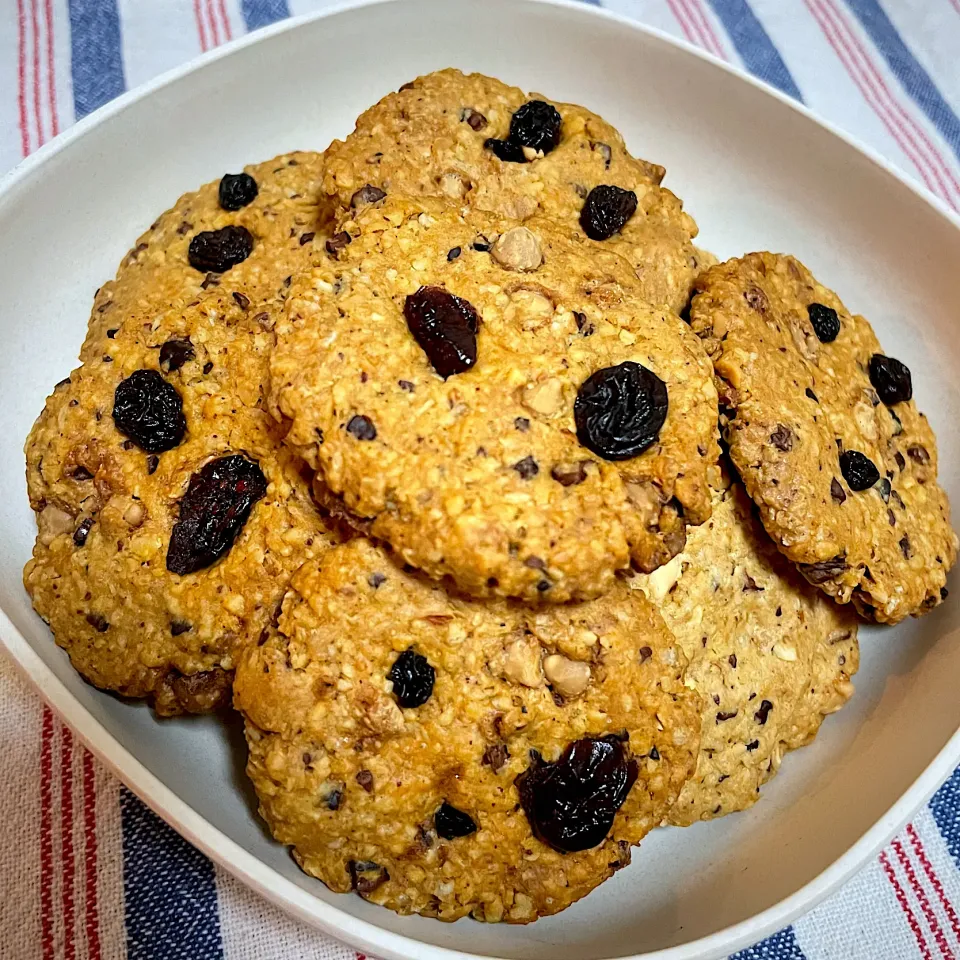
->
440, 172, 469, 200
502, 636, 543, 687
123, 501, 146, 529
522, 378, 564, 416
543, 654, 591, 698
37, 505, 74, 545
492, 227, 543, 272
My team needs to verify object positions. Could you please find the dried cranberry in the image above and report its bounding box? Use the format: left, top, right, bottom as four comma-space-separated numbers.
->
435, 803, 477, 840
166, 454, 267, 575
839, 450, 880, 491
159, 338, 195, 372
113, 369, 186, 453
575, 361, 668, 461
404, 285, 479, 379
485, 100, 561, 162
218, 173, 258, 211
387, 648, 435, 708
579, 185, 638, 241
807, 302, 840, 343
516, 734, 638, 853
188, 225, 253, 273
868, 354, 912, 405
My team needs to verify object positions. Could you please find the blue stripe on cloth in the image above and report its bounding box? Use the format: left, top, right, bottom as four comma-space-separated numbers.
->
843, 0, 960, 164
704, 0, 803, 101
930, 766, 960, 869
240, 0, 291, 32
120, 788, 225, 960
729, 926, 808, 960
67, 0, 125, 120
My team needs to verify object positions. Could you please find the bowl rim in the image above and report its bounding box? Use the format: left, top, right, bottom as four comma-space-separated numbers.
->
3, 1, 960, 958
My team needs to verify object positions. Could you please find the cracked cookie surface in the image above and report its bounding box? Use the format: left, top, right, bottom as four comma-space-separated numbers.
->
23, 153, 337, 715
635, 481, 858, 825
320, 69, 705, 313
234, 537, 700, 922
271, 196, 719, 601
689, 252, 956, 622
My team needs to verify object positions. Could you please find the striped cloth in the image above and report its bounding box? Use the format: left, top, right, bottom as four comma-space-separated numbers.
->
1, 1, 959, 958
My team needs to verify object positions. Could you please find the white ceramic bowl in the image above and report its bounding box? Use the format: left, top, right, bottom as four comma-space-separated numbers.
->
3, 1, 960, 958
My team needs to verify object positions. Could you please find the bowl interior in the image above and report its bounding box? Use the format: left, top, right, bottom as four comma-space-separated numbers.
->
2, 2, 960, 959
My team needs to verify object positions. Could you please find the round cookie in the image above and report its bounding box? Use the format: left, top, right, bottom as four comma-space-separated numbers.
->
234, 537, 701, 923
633, 481, 858, 825
689, 253, 957, 623
82, 151, 329, 356
271, 196, 720, 601
24, 156, 337, 715
320, 69, 705, 313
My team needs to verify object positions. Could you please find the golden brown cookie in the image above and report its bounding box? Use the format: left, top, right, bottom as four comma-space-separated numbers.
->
24, 154, 337, 715
270, 196, 719, 601
634, 481, 858, 825
689, 253, 957, 622
234, 537, 701, 923
320, 69, 704, 313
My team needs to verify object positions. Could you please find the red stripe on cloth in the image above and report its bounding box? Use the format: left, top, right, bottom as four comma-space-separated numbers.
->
193, 0, 209, 52
217, 0, 233, 42
61, 726, 77, 960
82, 749, 102, 960
40, 707, 54, 960
16, 0, 30, 156
206, 0, 222, 47
804, 0, 951, 205
816, 0, 960, 207
43, 0, 57, 137
881, 848, 935, 960
893, 836, 955, 960
665, 0, 705, 49
30, 0, 43, 145
949, 0, 960, 18
683, 0, 727, 59
909, 824, 960, 947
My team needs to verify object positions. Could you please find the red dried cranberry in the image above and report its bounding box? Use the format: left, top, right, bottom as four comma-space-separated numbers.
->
580, 186, 638, 241
166, 455, 267, 575
218, 173, 258, 211
575, 361, 668, 461
188, 225, 253, 273
516, 734, 638, 853
113, 369, 186, 453
404, 286, 479, 379
868, 354, 912, 405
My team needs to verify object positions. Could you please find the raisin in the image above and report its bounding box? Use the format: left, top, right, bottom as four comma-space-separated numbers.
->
831, 478, 847, 503
404, 285, 479, 379
516, 734, 637, 853
170, 619, 192, 636
218, 172, 258, 211
868, 354, 912, 405
513, 456, 539, 479
166, 454, 267, 575
574, 361, 668, 461
159, 338, 195, 372
350, 184, 387, 207
839, 450, 880, 491
73, 518, 93, 546
188, 225, 253, 273
484, 100, 561, 162
770, 424, 794, 452
387, 648, 435, 708
113, 369, 186, 453
755, 700, 773, 725
807, 302, 840, 343
579, 185, 638, 241
325, 231, 351, 255
435, 802, 477, 840
346, 415, 377, 441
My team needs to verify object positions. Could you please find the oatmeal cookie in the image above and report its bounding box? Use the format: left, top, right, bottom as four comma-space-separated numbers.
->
271, 196, 719, 601
634, 481, 858, 825
689, 253, 956, 622
234, 537, 700, 922
320, 69, 704, 312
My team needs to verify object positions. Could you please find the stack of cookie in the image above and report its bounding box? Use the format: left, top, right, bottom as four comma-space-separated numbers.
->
23, 70, 956, 924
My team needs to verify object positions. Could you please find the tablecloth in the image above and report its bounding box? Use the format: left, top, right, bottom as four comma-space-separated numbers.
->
2, 1, 960, 957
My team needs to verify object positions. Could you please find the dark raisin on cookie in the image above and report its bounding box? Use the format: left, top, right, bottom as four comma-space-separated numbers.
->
579, 185, 638, 241
485, 100, 562, 162
516, 734, 638, 853
112, 369, 186, 453
159, 338, 195, 373
574, 361, 668, 461
868, 354, 913, 406
839, 450, 880, 491
218, 173, 258, 211
188, 225, 253, 273
435, 803, 478, 840
807, 302, 840, 343
166, 454, 267, 575
404, 285, 479, 379
387, 648, 435, 708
